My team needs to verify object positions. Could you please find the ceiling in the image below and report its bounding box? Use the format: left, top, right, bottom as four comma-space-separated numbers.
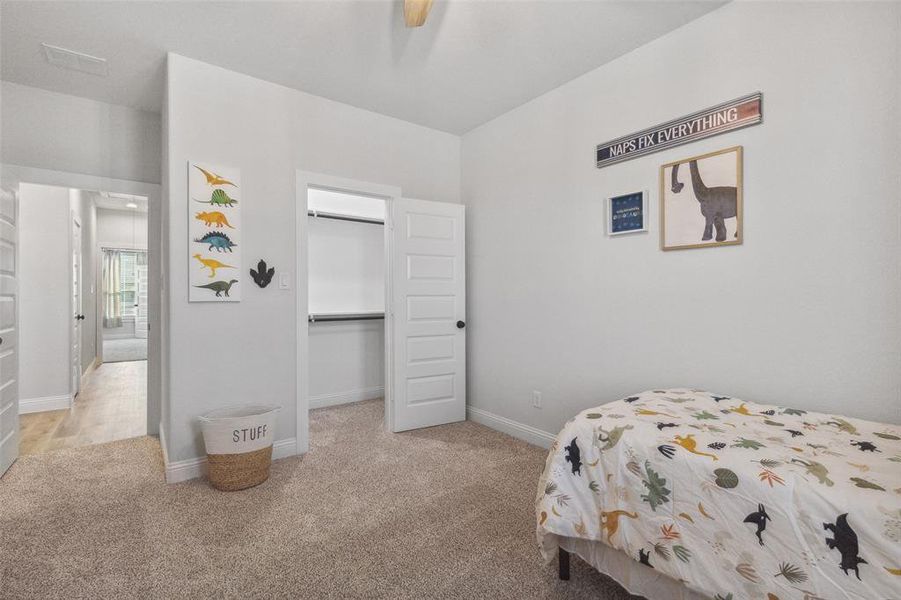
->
92, 192, 149, 214
0, 1, 724, 134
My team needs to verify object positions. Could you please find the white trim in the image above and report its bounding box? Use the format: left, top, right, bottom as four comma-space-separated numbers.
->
309, 386, 384, 410
19, 394, 73, 414
163, 437, 298, 484
466, 405, 556, 449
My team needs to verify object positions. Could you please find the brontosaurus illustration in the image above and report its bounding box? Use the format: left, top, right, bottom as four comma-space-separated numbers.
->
673, 434, 718, 461
791, 458, 833, 486
600, 510, 638, 540
671, 160, 737, 242
194, 165, 237, 187
743, 503, 770, 546
193, 254, 235, 278
638, 548, 653, 568
597, 425, 633, 451
564, 438, 582, 475
824, 513, 866, 579
825, 418, 858, 435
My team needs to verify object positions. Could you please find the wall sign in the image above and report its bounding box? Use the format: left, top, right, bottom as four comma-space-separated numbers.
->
596, 92, 762, 169
189, 162, 242, 301
606, 191, 647, 236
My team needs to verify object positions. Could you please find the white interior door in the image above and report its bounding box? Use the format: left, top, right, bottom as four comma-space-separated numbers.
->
135, 264, 148, 339
390, 198, 465, 432
0, 186, 19, 476
71, 217, 82, 396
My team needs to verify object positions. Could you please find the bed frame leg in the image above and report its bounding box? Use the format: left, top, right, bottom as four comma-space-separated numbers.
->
558, 548, 570, 580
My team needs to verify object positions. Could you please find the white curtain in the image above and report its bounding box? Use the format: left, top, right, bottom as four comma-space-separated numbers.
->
102, 249, 122, 328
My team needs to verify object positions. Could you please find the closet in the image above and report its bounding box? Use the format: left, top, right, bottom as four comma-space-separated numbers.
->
307, 188, 386, 410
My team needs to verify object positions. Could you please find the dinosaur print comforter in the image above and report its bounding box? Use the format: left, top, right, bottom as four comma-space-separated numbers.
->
536, 389, 901, 600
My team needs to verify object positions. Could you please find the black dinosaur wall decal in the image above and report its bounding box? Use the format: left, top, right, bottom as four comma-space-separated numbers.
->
743, 503, 770, 546
564, 438, 582, 476
824, 513, 866, 580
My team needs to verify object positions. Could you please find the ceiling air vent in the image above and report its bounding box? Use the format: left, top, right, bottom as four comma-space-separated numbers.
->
41, 43, 108, 76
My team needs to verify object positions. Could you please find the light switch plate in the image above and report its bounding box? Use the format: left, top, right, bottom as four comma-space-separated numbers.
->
279, 273, 290, 290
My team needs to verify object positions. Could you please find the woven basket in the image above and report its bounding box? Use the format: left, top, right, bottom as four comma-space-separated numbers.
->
199, 404, 279, 492
207, 445, 273, 491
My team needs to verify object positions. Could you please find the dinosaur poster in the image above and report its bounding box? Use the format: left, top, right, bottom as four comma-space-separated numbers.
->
660, 146, 743, 251
188, 162, 242, 301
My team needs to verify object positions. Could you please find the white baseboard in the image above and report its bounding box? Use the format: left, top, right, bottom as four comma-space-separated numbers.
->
164, 437, 298, 484
310, 386, 384, 410
466, 406, 556, 449
19, 394, 72, 414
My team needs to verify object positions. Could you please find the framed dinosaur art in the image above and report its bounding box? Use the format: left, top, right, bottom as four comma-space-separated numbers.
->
660, 146, 743, 251
188, 162, 242, 301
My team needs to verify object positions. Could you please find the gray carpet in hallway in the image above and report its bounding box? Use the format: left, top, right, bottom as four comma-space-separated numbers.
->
103, 337, 148, 363
0, 400, 637, 599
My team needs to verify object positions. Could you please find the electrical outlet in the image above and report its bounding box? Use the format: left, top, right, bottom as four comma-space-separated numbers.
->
532, 390, 542, 409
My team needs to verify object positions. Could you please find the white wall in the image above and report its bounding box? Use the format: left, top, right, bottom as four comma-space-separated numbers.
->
165, 54, 460, 462
461, 2, 901, 433
309, 321, 384, 406
97, 208, 148, 249
308, 217, 384, 314
19, 183, 70, 403
0, 81, 161, 184
307, 192, 386, 406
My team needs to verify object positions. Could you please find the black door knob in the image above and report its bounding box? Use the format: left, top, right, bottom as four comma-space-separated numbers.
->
456, 320, 465, 329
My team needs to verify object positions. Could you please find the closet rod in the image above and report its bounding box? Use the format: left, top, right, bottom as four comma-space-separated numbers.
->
307, 210, 384, 225
308, 312, 385, 323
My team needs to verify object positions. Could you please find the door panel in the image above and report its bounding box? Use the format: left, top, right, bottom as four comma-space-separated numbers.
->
0, 185, 18, 476
135, 264, 148, 339
391, 198, 465, 432
71, 218, 81, 396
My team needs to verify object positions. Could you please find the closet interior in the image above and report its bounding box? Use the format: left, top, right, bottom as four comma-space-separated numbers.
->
307, 188, 386, 412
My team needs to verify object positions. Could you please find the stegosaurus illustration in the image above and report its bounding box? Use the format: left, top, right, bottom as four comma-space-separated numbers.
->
194, 231, 237, 252
194, 279, 238, 297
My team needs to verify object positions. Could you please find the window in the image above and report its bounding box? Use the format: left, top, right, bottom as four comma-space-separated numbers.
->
117, 251, 146, 318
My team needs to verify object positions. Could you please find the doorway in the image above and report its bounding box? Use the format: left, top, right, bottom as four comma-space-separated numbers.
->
296, 172, 467, 455
17, 183, 151, 455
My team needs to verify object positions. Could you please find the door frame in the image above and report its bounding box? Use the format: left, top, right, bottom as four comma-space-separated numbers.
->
70, 211, 82, 398
295, 171, 400, 454
1, 164, 163, 438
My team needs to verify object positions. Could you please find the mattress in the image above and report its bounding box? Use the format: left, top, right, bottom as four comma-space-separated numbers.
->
535, 389, 901, 600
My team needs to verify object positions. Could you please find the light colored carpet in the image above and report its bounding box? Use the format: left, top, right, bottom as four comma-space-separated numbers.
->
0, 400, 638, 599
103, 337, 148, 363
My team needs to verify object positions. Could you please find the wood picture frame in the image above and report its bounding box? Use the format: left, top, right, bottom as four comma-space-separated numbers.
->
660, 146, 743, 251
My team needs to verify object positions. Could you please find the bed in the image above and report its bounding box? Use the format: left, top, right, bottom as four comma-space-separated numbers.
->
536, 389, 901, 600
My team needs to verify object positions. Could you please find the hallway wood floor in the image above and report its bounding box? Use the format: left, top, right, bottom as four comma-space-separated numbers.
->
18, 361, 146, 455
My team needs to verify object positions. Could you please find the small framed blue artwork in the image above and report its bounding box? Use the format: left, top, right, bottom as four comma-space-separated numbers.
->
606, 190, 648, 236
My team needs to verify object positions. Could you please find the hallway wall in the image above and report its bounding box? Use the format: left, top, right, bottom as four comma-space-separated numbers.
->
19, 183, 71, 408
1, 82, 161, 184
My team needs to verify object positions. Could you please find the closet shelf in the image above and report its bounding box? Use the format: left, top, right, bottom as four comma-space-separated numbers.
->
307, 210, 384, 225
308, 312, 385, 323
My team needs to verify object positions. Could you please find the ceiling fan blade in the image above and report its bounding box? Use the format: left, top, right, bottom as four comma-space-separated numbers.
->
404, 0, 433, 28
